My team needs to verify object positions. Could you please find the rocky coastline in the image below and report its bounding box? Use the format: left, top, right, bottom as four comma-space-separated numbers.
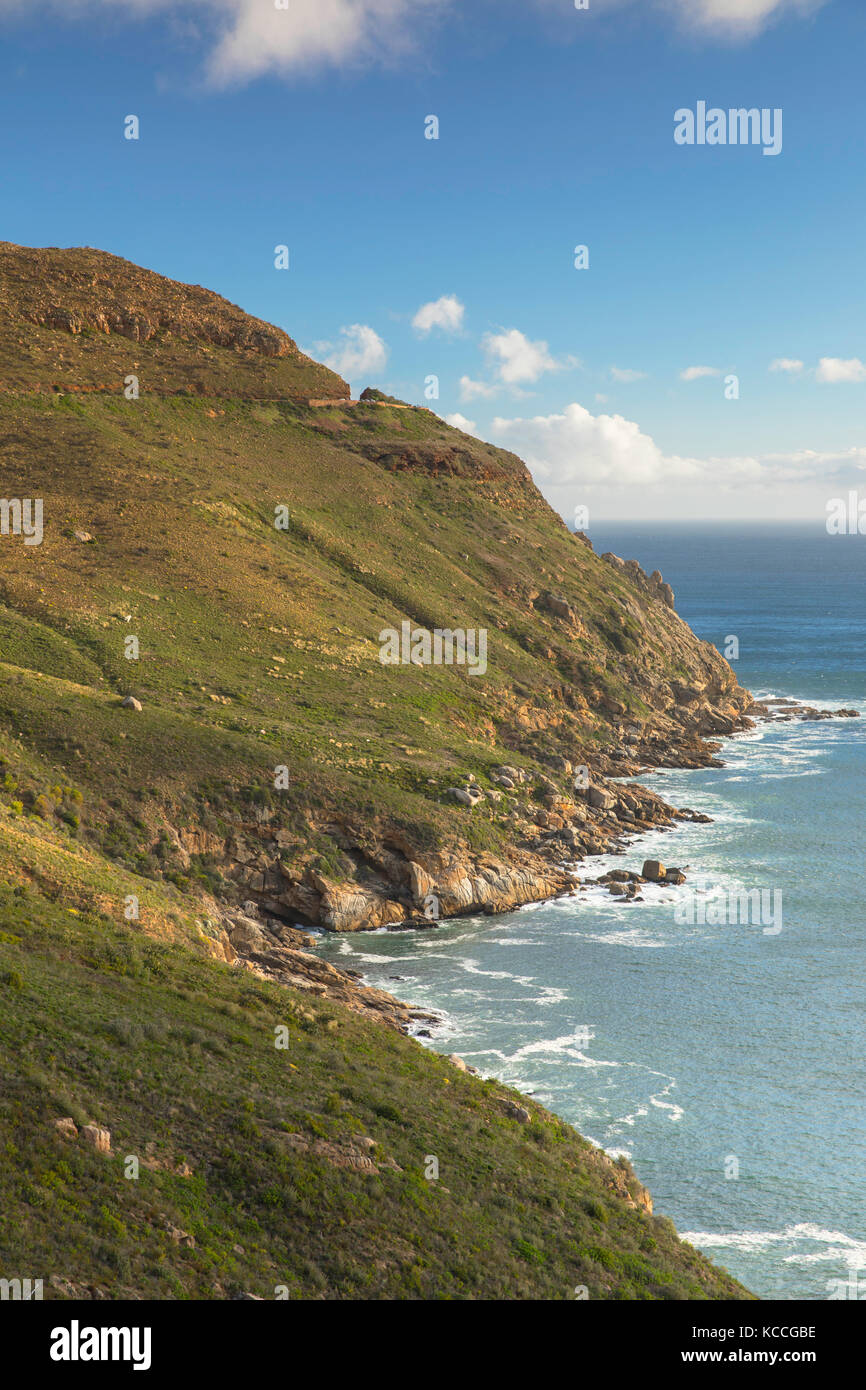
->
195, 689, 857, 1030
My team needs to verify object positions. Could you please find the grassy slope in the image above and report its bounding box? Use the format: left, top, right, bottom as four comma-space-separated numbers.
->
0, 388, 741, 881
0, 819, 751, 1301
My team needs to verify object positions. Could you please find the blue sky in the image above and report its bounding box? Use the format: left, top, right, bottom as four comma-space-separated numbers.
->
1, 0, 864, 520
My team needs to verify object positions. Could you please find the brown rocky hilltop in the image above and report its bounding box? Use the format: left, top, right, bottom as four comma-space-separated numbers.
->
0, 240, 349, 401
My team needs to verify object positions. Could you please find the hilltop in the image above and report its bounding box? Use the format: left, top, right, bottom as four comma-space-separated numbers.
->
0, 241, 348, 402
0, 244, 755, 1300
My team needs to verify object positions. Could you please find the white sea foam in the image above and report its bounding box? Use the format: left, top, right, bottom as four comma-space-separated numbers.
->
681, 1223, 866, 1270
649, 1094, 684, 1122
567, 928, 671, 949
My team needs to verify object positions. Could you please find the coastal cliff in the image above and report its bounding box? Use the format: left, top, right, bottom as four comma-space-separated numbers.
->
0, 244, 763, 1300
0, 243, 755, 937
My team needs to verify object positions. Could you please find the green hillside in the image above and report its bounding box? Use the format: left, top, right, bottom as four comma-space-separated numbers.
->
0, 854, 752, 1301
0, 243, 754, 1299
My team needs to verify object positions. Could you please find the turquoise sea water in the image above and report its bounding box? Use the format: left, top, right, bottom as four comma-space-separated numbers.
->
316, 523, 866, 1300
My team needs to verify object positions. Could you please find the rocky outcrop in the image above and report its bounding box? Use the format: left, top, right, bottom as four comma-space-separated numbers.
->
80, 1125, 112, 1154
356, 437, 536, 497
0, 241, 349, 400
534, 589, 587, 633
596, 1150, 654, 1215
182, 683, 852, 937
1, 241, 298, 357
264, 844, 574, 933
601, 552, 675, 609
307, 874, 406, 932
197, 902, 431, 1031
747, 696, 859, 723
280, 1131, 402, 1174
642, 860, 666, 883
167, 766, 710, 936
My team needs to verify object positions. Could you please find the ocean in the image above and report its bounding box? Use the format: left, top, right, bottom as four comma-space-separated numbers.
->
315, 523, 866, 1300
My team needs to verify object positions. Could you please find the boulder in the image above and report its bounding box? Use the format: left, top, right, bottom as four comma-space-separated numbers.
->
587, 786, 614, 811
227, 915, 272, 953
54, 1117, 78, 1141
120, 695, 142, 712
641, 860, 666, 882
664, 868, 687, 885
167, 1226, 195, 1249
80, 1124, 111, 1154
447, 787, 480, 806
537, 590, 580, 626
500, 1100, 531, 1124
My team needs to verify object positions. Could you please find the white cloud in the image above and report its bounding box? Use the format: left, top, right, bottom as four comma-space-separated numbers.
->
0, 0, 448, 85
459, 375, 498, 403
815, 357, 866, 384
445, 412, 479, 435
488, 399, 866, 519
680, 365, 722, 381
482, 328, 559, 385
491, 403, 680, 490
662, 0, 827, 39
610, 366, 647, 383
769, 357, 805, 373
316, 323, 388, 379
0, 0, 827, 85
412, 294, 465, 336
535, 0, 827, 41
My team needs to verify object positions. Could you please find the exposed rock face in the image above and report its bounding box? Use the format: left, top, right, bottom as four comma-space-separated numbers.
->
499, 1099, 531, 1123
263, 846, 574, 933
539, 589, 578, 622
356, 437, 535, 502
167, 1225, 195, 1249
170, 756, 734, 937
0, 241, 349, 400
307, 874, 406, 932
1, 241, 297, 356
446, 786, 483, 807
280, 1131, 402, 1174
80, 1125, 111, 1154
196, 904, 425, 1031
601, 552, 675, 609
403, 850, 572, 920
